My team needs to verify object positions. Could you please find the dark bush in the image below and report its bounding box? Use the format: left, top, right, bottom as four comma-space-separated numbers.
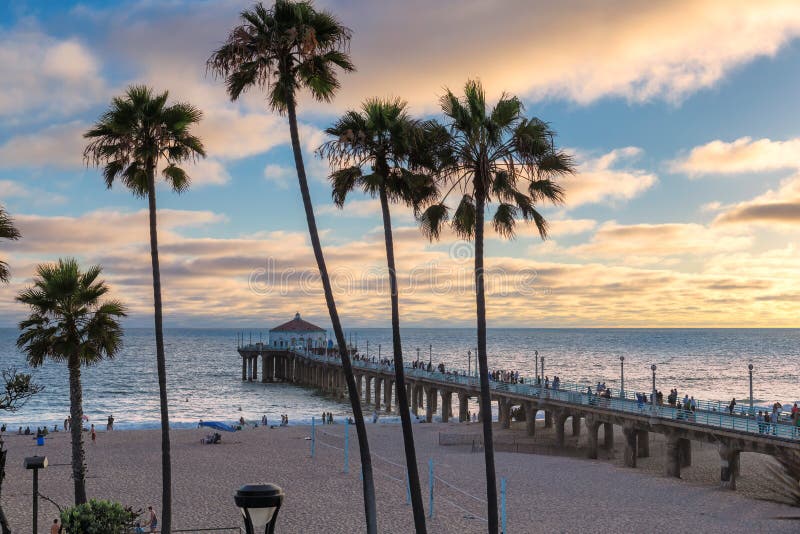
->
60, 499, 139, 534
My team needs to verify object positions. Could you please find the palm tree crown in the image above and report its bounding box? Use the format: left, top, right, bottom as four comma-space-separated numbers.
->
207, 0, 355, 111
320, 97, 436, 211
83, 85, 205, 196
0, 206, 20, 284
419, 79, 574, 240
16, 259, 126, 366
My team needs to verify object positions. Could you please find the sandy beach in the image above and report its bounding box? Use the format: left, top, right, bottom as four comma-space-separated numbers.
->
2, 419, 799, 533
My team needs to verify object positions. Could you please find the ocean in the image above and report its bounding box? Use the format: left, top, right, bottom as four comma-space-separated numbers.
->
1, 328, 798, 431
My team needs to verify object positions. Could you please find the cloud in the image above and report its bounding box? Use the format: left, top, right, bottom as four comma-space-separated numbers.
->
318, 0, 800, 111
563, 220, 752, 265
0, 122, 86, 169
185, 158, 231, 187
1, 206, 799, 327
0, 27, 106, 119
562, 147, 657, 207
672, 137, 800, 176
263, 164, 293, 190
0, 180, 67, 206
714, 175, 800, 226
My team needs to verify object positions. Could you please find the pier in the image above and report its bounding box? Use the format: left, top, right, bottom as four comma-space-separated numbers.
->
237, 344, 800, 491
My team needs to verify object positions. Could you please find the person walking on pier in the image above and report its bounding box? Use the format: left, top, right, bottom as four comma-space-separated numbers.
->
728, 398, 736, 416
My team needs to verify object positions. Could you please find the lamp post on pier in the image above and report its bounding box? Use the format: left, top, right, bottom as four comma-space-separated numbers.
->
619, 356, 625, 398
535, 350, 539, 383
748, 363, 754, 415
651, 364, 657, 414
467, 350, 471, 376
429, 344, 432, 367
541, 355, 545, 382
416, 347, 420, 366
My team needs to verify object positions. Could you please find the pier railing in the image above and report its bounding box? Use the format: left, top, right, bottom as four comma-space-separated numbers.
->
241, 346, 799, 442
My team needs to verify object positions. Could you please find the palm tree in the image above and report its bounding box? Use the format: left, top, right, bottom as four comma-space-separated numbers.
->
207, 3, 377, 531
16, 259, 126, 505
84, 85, 205, 533
0, 207, 20, 284
419, 80, 574, 533
319, 97, 436, 533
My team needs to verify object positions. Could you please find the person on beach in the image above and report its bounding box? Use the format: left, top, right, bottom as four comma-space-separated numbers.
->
328, 412, 333, 424
107, 414, 114, 431
148, 506, 158, 533
90, 424, 96, 444
50, 518, 60, 534
322, 411, 326, 425
64, 417, 69, 431
373, 409, 379, 424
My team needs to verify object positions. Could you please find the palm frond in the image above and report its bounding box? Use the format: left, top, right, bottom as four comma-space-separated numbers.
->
418, 203, 449, 241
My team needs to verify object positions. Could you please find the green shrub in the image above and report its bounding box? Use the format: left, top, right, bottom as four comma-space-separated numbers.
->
60, 499, 138, 534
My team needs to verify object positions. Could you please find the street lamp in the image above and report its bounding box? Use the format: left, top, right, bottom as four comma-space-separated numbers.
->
429, 344, 432, 367
467, 350, 471, 376
541, 355, 545, 382
416, 347, 420, 365
651, 364, 657, 410
535, 350, 539, 382
24, 455, 47, 534
619, 356, 625, 398
748, 363, 754, 415
234, 483, 285, 534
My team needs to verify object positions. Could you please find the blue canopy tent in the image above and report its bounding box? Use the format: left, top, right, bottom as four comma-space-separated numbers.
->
199, 421, 237, 432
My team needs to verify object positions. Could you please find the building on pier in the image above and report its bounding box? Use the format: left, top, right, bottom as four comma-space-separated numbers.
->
269, 312, 326, 350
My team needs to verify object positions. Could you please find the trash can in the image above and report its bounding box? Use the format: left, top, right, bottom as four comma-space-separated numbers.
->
36, 436, 44, 446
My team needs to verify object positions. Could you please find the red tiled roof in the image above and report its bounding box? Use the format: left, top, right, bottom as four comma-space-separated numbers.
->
270, 312, 325, 333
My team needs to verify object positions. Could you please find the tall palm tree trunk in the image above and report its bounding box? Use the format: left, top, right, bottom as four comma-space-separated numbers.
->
474, 191, 498, 534
68, 358, 88, 505
0, 438, 9, 534
286, 95, 377, 534
147, 166, 172, 534
379, 188, 427, 533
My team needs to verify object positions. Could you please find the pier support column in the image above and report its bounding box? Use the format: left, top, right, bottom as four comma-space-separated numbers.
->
637, 430, 650, 458
242, 357, 247, 381
411, 384, 419, 416
247, 357, 253, 381
425, 387, 437, 423
365, 376, 372, 405
719, 442, 740, 490
261, 355, 268, 383
266, 356, 275, 382
622, 425, 638, 468
458, 392, 469, 422
406, 383, 413, 411
544, 410, 553, 428
252, 356, 258, 382
418, 387, 425, 414
441, 391, 452, 423
571, 415, 581, 437
555, 410, 569, 446
384, 380, 394, 413
374, 378, 382, 411
602, 422, 614, 450
586, 417, 601, 459
355, 374, 362, 399
498, 399, 511, 429
665, 434, 682, 478
525, 403, 537, 436
678, 438, 692, 468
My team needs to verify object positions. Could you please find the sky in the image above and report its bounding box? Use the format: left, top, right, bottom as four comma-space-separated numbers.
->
2, 0, 800, 328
